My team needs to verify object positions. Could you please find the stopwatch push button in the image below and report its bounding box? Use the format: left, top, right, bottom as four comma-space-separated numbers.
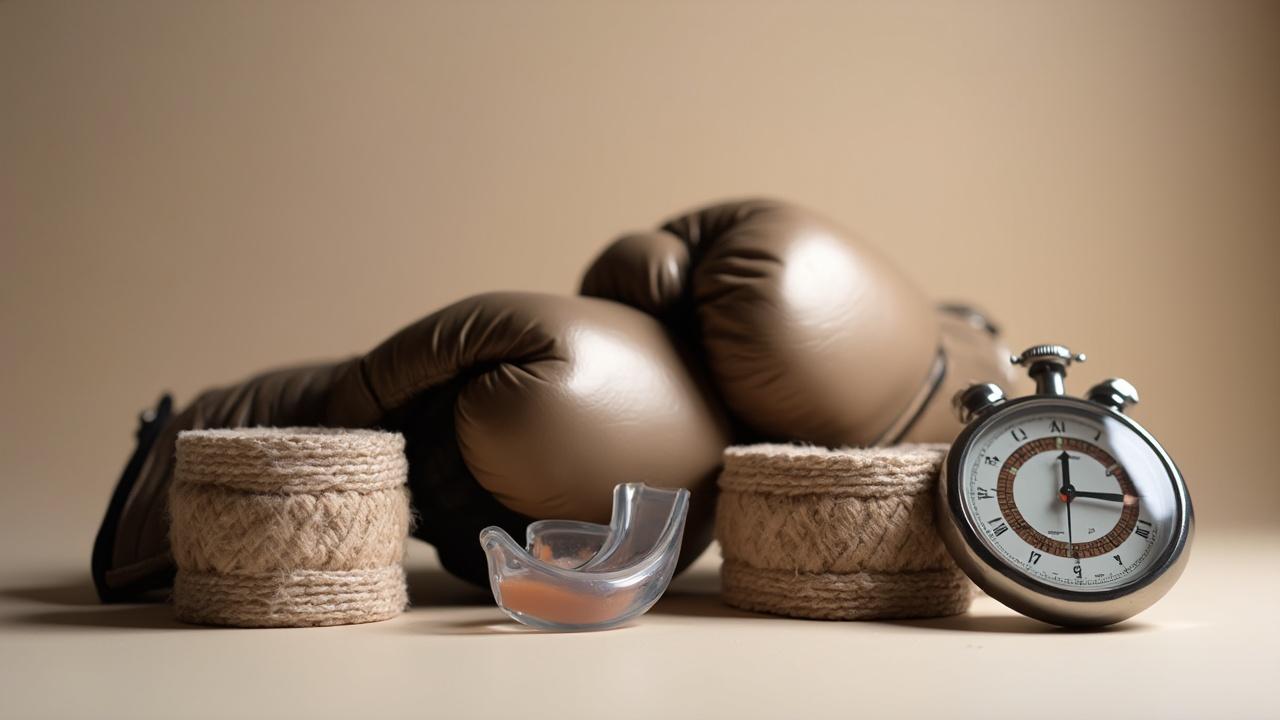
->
952, 383, 1007, 423
1087, 378, 1140, 414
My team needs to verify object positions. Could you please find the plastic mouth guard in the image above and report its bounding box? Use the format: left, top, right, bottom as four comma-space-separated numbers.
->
478, 483, 690, 631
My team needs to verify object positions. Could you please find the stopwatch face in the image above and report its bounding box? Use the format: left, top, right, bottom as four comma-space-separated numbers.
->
956, 399, 1183, 593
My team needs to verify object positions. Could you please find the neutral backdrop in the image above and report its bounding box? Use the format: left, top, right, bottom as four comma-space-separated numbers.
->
3, 3, 1279, 719
3, 1, 1277, 549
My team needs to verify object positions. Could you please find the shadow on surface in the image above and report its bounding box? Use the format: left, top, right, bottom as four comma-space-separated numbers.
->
416, 615, 636, 636
2, 575, 182, 629
419, 617, 549, 635
406, 566, 492, 607
1, 575, 101, 606
652, 584, 1158, 633
887, 613, 1156, 634
648, 591, 771, 620
13, 604, 184, 630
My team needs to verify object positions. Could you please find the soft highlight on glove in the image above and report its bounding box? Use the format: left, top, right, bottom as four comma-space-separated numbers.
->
581, 199, 1018, 448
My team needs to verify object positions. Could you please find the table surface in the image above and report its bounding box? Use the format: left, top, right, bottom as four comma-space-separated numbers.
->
1, 525, 1276, 720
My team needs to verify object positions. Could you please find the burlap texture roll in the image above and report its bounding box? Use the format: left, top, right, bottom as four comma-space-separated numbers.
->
716, 443, 972, 620
170, 428, 410, 627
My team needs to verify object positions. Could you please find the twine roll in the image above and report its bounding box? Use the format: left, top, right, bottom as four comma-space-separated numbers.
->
716, 443, 972, 620
170, 428, 410, 627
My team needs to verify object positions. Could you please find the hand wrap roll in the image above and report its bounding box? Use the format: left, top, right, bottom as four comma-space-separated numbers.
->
170, 428, 410, 627
716, 444, 971, 620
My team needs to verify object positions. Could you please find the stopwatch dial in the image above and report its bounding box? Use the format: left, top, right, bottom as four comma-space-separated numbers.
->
960, 403, 1180, 592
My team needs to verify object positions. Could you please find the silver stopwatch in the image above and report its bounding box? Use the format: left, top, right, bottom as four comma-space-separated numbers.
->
938, 345, 1193, 626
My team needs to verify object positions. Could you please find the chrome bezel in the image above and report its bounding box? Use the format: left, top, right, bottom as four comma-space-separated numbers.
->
939, 395, 1194, 627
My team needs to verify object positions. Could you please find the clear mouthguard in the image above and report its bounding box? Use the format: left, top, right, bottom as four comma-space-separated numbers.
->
478, 483, 690, 631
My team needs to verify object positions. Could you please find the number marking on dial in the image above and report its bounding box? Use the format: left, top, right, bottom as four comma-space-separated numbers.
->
963, 406, 1181, 594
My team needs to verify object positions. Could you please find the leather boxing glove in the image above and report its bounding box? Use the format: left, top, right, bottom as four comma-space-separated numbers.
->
93, 292, 729, 601
581, 198, 1019, 448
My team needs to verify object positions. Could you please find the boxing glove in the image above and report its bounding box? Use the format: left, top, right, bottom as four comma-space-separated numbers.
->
581, 199, 1019, 448
93, 292, 729, 602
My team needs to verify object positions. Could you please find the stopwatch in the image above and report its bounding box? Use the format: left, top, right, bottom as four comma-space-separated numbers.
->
938, 345, 1193, 626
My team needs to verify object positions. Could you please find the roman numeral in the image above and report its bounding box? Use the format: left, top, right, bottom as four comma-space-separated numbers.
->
1028, 551, 1042, 564
984, 455, 1000, 466
1010, 427, 1028, 442
987, 517, 1009, 536
1050, 419, 1065, 433
1113, 554, 1123, 565
1093, 429, 1103, 441
1135, 519, 1153, 540
976, 487, 995, 500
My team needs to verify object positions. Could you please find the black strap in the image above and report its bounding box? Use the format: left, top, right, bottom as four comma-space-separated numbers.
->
91, 394, 173, 603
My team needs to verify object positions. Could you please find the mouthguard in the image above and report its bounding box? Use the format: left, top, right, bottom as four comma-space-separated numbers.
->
479, 483, 689, 631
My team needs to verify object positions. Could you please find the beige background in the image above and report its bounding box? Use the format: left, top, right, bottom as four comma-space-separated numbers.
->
2, 2, 1278, 719
3, 1, 1278, 535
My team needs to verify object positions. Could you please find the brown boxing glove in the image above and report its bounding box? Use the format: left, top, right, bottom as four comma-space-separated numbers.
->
581, 199, 1020, 447
93, 292, 729, 601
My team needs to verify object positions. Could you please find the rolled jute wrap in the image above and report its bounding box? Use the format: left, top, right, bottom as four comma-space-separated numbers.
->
170, 428, 411, 627
716, 443, 972, 620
